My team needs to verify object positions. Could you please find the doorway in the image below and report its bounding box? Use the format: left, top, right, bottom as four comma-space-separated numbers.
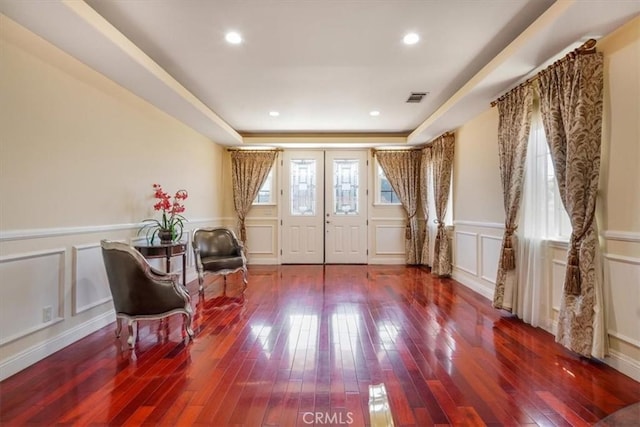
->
280, 150, 368, 264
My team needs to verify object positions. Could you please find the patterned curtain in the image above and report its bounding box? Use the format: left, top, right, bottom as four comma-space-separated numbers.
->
537, 52, 606, 358
493, 85, 534, 311
375, 150, 422, 264
430, 133, 455, 277
420, 147, 432, 266
231, 150, 278, 245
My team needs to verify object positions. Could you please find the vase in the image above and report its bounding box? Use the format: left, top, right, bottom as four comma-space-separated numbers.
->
158, 229, 173, 245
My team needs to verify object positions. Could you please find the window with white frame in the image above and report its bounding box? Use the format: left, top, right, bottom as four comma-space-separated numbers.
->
253, 169, 275, 205
527, 112, 572, 240
376, 163, 401, 204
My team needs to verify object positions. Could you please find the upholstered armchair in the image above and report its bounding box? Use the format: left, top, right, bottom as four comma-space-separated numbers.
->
100, 240, 194, 347
192, 227, 248, 293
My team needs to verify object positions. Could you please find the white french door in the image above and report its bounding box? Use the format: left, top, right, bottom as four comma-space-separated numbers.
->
325, 151, 368, 263
281, 150, 368, 264
281, 151, 325, 263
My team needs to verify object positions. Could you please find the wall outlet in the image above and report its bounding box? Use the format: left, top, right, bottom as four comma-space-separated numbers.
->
42, 306, 53, 323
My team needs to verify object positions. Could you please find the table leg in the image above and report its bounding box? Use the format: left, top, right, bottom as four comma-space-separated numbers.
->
182, 253, 187, 287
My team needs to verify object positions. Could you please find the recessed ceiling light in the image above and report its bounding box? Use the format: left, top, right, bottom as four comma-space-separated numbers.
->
403, 33, 419, 45
369, 110, 380, 116
225, 31, 243, 44
269, 111, 280, 117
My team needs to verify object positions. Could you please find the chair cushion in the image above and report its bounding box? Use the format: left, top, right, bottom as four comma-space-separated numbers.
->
201, 255, 244, 272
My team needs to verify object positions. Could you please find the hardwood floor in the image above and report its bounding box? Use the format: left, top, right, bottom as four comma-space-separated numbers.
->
1, 265, 638, 426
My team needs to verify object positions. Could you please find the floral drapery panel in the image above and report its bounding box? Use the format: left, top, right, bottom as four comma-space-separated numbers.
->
231, 150, 278, 245
420, 147, 432, 266
430, 133, 455, 277
537, 52, 606, 358
493, 85, 534, 311
375, 150, 422, 265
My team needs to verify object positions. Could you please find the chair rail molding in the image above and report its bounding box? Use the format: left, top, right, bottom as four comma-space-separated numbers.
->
454, 220, 504, 229
0, 218, 222, 241
603, 230, 640, 243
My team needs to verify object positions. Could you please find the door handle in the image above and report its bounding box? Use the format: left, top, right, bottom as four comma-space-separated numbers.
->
326, 220, 330, 224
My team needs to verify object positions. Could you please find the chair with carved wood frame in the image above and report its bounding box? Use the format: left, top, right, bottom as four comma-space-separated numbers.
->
192, 227, 248, 293
100, 240, 194, 347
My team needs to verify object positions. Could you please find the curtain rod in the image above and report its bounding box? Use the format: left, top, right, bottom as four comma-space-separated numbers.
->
226, 148, 283, 152
422, 130, 455, 147
490, 38, 597, 108
372, 131, 455, 155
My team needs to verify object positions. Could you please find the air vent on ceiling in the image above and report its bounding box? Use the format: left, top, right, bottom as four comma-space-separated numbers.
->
406, 92, 428, 103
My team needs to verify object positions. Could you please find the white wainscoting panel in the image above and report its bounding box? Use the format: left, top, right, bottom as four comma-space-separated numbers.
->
0, 249, 65, 345
604, 254, 640, 347
246, 224, 276, 255
72, 244, 111, 315
551, 260, 566, 312
479, 235, 502, 284
454, 231, 478, 275
374, 225, 405, 255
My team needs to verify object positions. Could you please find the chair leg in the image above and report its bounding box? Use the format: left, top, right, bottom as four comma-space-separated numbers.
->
127, 319, 136, 348
242, 267, 248, 290
184, 311, 194, 339
198, 274, 204, 293
115, 317, 122, 338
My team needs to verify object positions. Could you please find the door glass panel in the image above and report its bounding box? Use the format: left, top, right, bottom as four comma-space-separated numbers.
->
333, 159, 359, 215
290, 159, 316, 216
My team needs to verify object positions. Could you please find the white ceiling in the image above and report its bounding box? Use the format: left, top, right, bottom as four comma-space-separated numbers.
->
1, 0, 639, 147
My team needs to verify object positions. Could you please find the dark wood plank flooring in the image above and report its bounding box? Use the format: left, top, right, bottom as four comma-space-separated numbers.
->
1, 265, 638, 426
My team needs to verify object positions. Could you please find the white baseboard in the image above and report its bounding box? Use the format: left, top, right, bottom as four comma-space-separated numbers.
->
247, 257, 279, 265
0, 310, 115, 381
452, 269, 494, 301
368, 257, 406, 265
604, 349, 640, 382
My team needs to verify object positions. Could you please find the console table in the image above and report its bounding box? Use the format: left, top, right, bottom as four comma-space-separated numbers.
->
134, 242, 188, 287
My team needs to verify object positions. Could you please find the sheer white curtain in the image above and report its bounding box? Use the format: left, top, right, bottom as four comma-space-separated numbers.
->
515, 111, 549, 328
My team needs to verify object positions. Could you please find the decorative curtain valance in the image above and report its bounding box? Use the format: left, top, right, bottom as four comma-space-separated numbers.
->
230, 150, 278, 245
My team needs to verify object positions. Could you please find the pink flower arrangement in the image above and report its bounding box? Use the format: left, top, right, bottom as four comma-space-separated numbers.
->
139, 184, 188, 243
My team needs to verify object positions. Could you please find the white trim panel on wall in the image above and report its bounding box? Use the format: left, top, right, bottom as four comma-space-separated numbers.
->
604, 254, 640, 348
454, 231, 478, 275
374, 225, 405, 255
246, 224, 277, 255
72, 244, 111, 315
479, 234, 502, 284
0, 248, 65, 345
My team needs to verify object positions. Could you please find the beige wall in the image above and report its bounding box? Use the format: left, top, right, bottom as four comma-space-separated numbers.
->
0, 16, 224, 379
451, 16, 640, 380
453, 107, 503, 224
599, 15, 640, 248
597, 16, 640, 373
0, 16, 224, 230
